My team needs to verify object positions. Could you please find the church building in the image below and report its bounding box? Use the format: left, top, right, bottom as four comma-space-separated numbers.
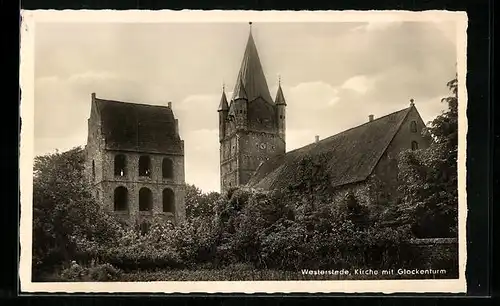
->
220, 23, 432, 204
85, 93, 186, 225
218, 23, 287, 193
248, 102, 432, 204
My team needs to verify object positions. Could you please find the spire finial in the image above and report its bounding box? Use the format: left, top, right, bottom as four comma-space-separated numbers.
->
222, 80, 225, 92
278, 74, 281, 86
249, 21, 253, 32
410, 98, 415, 106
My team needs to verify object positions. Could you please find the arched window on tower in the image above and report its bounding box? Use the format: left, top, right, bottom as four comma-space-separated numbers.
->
139, 155, 151, 177
410, 121, 418, 133
162, 158, 174, 179
162, 188, 175, 213
114, 186, 128, 211
411, 141, 419, 150
114, 154, 126, 177
139, 187, 153, 211
92, 160, 95, 179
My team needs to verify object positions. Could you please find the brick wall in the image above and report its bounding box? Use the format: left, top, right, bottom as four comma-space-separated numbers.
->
85, 100, 186, 226
97, 150, 186, 225
370, 106, 433, 202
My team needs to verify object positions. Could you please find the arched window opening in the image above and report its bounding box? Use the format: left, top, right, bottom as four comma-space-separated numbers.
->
139, 187, 153, 211
162, 158, 174, 179
114, 154, 126, 177
138, 155, 151, 177
92, 160, 95, 179
114, 186, 128, 211
411, 141, 419, 150
162, 188, 175, 213
410, 121, 418, 133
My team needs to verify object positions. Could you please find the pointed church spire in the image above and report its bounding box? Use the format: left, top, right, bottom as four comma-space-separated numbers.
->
231, 22, 274, 104
218, 84, 229, 111
275, 75, 286, 105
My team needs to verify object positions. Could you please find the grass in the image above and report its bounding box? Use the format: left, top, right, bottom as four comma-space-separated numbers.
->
37, 264, 459, 282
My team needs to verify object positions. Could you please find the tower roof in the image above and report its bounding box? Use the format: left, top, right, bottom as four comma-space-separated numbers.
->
218, 90, 229, 111
93, 97, 183, 154
275, 83, 286, 105
231, 24, 273, 104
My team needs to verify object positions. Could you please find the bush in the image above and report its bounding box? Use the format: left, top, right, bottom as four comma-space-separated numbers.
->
60, 262, 122, 282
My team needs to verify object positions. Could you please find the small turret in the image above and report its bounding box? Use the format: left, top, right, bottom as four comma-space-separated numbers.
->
275, 76, 286, 143
233, 79, 248, 101
232, 80, 248, 130
218, 86, 229, 142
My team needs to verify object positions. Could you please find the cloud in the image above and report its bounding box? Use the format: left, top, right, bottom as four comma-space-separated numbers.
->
285, 81, 340, 111
182, 129, 220, 193
340, 75, 374, 94
351, 21, 403, 33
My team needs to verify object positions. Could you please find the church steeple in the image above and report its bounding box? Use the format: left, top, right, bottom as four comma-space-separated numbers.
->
219, 22, 285, 194
231, 22, 274, 104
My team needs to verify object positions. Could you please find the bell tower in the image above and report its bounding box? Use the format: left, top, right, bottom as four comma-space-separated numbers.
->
218, 22, 287, 193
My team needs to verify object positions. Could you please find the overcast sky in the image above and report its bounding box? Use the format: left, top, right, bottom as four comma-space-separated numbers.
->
34, 21, 457, 192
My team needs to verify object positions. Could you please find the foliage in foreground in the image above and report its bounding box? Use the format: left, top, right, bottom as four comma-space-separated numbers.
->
397, 77, 459, 238
32, 147, 122, 274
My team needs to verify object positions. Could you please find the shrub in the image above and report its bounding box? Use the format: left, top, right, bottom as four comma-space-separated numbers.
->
59, 261, 122, 282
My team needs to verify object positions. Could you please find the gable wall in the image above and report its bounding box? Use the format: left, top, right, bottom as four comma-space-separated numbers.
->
371, 107, 432, 202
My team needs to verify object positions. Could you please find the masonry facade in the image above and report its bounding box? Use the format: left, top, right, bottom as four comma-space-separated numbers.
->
218, 25, 287, 193
85, 94, 186, 226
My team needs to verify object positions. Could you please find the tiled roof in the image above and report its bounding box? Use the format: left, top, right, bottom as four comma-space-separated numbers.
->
231, 29, 274, 104
95, 98, 183, 154
248, 106, 413, 190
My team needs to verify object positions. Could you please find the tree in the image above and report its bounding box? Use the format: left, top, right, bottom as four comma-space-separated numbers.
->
184, 184, 220, 219
398, 77, 459, 238
32, 147, 121, 272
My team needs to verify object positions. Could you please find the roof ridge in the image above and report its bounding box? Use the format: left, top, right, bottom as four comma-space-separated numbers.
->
363, 106, 413, 179
248, 105, 417, 190
284, 106, 413, 156
95, 98, 172, 110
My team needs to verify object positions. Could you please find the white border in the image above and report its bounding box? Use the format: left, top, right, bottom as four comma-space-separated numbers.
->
19, 9, 468, 294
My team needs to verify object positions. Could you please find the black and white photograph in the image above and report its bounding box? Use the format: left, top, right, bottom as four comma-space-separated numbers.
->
19, 10, 468, 293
